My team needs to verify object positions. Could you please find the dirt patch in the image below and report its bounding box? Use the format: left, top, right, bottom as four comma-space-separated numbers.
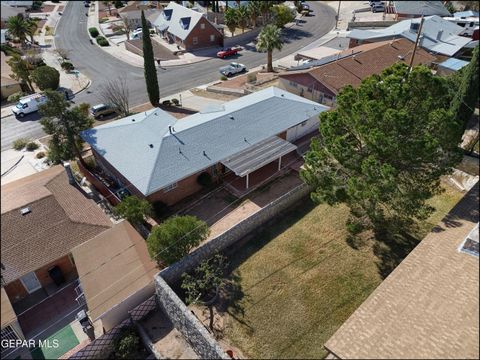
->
140, 310, 198, 359
190, 88, 240, 102
37, 4, 55, 13
218, 71, 278, 90
127, 39, 179, 60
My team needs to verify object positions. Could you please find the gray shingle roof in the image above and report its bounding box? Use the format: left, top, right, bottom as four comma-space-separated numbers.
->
348, 15, 473, 56
150, 2, 204, 41
393, 1, 450, 16
81, 87, 327, 196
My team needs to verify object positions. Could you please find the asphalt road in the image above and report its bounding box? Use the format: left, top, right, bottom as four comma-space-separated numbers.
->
56, 1, 336, 107
1, 112, 45, 151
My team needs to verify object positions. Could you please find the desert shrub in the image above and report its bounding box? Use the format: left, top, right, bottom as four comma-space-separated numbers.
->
220, 75, 227, 80
7, 92, 24, 103
114, 0, 124, 8
26, 142, 39, 151
171, 98, 179, 105
13, 138, 28, 150
197, 172, 212, 187
99, 17, 109, 24
112, 326, 141, 360
61, 61, 74, 71
96, 36, 109, 46
162, 100, 172, 106
36, 151, 46, 159
247, 73, 257, 83
89, 27, 99, 38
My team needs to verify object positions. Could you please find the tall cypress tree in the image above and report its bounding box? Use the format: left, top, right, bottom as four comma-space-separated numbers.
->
451, 46, 479, 129
141, 10, 160, 106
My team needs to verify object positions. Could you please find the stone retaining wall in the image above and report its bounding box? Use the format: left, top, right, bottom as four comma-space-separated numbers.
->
154, 276, 229, 359
347, 20, 398, 29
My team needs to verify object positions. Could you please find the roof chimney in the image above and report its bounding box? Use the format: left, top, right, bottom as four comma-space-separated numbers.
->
436, 29, 443, 40
63, 162, 76, 185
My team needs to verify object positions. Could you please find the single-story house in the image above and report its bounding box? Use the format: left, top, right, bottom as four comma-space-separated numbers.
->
1, 52, 21, 100
392, 1, 450, 19
436, 57, 470, 75
1, 165, 112, 308
71, 221, 158, 333
278, 38, 436, 106
150, 2, 223, 50
81, 87, 327, 206
324, 183, 479, 359
348, 15, 474, 57
118, 1, 161, 30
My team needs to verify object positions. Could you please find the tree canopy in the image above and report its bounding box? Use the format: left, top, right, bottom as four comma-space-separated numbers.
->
7, 54, 34, 92
147, 215, 209, 266
31, 65, 60, 90
256, 24, 283, 72
301, 63, 464, 234
114, 195, 152, 225
271, 5, 295, 28
141, 10, 159, 106
224, 8, 238, 36
39, 91, 93, 165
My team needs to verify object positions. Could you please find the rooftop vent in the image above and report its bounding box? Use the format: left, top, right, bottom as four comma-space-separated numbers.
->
203, 150, 207, 156
280, 93, 285, 97
149, 144, 154, 148
410, 22, 420, 33
398, 55, 405, 60
229, 115, 234, 120
132, 119, 136, 122
20, 207, 31, 215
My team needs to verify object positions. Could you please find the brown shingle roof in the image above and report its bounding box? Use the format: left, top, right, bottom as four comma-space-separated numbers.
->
325, 182, 479, 359
1, 166, 112, 284
280, 38, 436, 94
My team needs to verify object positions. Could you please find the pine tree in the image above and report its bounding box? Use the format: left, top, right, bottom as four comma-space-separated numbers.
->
141, 10, 159, 106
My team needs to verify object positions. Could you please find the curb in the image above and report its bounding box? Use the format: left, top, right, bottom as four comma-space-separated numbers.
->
73, 79, 92, 96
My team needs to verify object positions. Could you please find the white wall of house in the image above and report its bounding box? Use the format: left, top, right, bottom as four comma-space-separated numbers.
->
286, 115, 320, 142
96, 282, 155, 332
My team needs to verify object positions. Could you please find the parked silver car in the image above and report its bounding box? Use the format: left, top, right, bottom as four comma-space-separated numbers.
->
219, 62, 247, 77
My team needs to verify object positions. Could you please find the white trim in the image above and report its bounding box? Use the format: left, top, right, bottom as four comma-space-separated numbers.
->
19, 272, 42, 294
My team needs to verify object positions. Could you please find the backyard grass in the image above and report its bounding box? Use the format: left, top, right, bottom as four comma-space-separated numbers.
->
222, 183, 463, 359
30, 324, 79, 359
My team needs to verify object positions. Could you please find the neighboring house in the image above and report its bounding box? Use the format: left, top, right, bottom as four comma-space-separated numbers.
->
278, 38, 436, 106
443, 12, 479, 38
1, 52, 21, 100
1, 166, 112, 310
0, 4, 26, 29
348, 15, 474, 57
392, 0, 450, 19
150, 2, 223, 50
324, 183, 479, 359
2, 1, 33, 7
1, 288, 25, 353
436, 57, 470, 75
81, 87, 327, 206
71, 221, 158, 333
118, 1, 161, 30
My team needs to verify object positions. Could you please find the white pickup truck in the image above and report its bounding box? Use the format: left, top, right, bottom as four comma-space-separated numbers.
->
11, 94, 47, 118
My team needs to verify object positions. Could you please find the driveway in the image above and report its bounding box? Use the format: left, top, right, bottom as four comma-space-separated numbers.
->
55, 1, 336, 108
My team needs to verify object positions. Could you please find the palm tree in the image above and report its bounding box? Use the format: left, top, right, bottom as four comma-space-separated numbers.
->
26, 18, 39, 45
247, 1, 261, 28
256, 24, 282, 73
7, 15, 30, 47
237, 5, 249, 33
224, 7, 238, 37
259, 0, 273, 25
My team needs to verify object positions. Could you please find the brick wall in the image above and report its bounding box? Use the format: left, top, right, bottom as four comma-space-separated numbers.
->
183, 17, 223, 50
4, 280, 28, 304
278, 78, 336, 107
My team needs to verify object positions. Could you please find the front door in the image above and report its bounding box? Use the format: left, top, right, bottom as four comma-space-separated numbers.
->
20, 272, 42, 294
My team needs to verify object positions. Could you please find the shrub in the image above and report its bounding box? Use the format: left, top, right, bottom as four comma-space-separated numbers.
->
171, 98, 179, 105
113, 326, 141, 360
7, 92, 24, 103
61, 61, 74, 71
99, 17, 109, 24
247, 73, 257, 83
197, 172, 212, 187
13, 138, 28, 150
147, 215, 210, 265
89, 27, 99, 38
162, 100, 172, 106
31, 65, 60, 90
152, 201, 169, 218
114, 0, 124, 8
26, 142, 39, 151
96, 36, 109, 46
220, 75, 227, 81
1, 44, 23, 57
114, 196, 152, 225
36, 151, 46, 159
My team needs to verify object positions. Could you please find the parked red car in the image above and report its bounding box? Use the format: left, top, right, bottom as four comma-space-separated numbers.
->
217, 47, 241, 59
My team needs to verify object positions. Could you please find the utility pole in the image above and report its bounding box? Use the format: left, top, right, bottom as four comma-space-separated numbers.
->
408, 15, 425, 72
335, 1, 341, 29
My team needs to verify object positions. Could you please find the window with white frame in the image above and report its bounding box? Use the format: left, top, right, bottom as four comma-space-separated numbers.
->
192, 37, 198, 45
210, 34, 215, 42
163, 182, 178, 192
200, 23, 205, 29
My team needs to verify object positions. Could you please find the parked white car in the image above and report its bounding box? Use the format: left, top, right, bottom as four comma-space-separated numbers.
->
130, 28, 142, 40
219, 62, 247, 77
11, 94, 47, 118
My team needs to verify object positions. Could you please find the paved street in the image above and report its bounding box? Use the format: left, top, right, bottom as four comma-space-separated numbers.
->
1, 112, 45, 151
56, 1, 335, 107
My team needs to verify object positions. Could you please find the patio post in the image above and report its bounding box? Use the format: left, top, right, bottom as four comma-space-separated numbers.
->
278, 156, 282, 171
246, 173, 249, 189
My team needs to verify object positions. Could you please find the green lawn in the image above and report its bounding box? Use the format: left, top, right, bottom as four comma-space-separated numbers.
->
30, 325, 79, 360
223, 184, 463, 359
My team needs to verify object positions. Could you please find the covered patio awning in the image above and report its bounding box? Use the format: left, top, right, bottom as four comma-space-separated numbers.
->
221, 136, 297, 186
